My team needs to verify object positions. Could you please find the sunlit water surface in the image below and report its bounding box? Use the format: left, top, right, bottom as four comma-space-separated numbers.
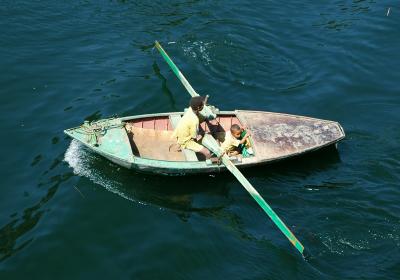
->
1, 1, 399, 279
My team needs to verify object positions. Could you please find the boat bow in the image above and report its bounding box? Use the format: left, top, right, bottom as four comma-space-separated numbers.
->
236, 110, 345, 161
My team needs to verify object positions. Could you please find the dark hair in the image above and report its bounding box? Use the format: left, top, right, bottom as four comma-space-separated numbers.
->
230, 124, 241, 132
190, 96, 205, 110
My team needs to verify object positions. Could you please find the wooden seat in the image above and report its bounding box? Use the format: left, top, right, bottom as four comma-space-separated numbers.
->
169, 114, 199, 162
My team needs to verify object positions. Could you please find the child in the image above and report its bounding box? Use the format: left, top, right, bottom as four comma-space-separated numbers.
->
221, 124, 254, 157
172, 96, 212, 159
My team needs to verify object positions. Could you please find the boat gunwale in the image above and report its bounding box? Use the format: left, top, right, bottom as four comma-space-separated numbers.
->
121, 109, 345, 127
64, 110, 345, 174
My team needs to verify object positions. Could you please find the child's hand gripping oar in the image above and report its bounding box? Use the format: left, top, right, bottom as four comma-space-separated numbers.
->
154, 40, 305, 255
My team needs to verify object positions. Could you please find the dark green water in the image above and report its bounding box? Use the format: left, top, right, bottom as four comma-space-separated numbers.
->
1, 1, 399, 279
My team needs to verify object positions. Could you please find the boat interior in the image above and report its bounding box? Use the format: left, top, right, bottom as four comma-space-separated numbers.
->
125, 114, 243, 161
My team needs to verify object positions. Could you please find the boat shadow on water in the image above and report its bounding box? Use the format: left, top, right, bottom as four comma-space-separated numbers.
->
64, 139, 231, 212
65, 139, 342, 213
64, 140, 349, 257
245, 144, 342, 179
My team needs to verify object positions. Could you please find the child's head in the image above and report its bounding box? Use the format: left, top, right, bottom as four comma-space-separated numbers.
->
230, 124, 242, 139
190, 96, 205, 112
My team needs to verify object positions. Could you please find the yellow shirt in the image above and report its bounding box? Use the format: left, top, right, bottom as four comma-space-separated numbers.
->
172, 107, 199, 146
221, 132, 241, 152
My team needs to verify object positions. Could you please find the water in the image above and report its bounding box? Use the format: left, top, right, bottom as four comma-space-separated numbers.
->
1, 0, 399, 279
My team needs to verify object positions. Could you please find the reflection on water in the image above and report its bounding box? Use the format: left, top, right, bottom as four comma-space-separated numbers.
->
313, 0, 373, 31
0, 172, 72, 262
152, 61, 177, 111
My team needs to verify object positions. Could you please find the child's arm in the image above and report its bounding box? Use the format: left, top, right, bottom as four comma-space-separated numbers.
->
239, 130, 251, 144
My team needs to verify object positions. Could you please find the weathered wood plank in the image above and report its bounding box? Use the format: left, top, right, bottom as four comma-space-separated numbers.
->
236, 110, 345, 160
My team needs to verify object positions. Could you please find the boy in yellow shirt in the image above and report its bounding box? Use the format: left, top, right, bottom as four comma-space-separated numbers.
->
172, 96, 212, 159
221, 124, 253, 157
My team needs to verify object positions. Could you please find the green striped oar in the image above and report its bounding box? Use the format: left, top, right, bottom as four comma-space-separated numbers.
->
224, 155, 304, 253
155, 41, 199, 97
155, 40, 305, 255
202, 134, 304, 254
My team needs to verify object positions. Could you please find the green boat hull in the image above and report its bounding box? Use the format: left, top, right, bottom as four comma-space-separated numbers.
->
64, 110, 345, 175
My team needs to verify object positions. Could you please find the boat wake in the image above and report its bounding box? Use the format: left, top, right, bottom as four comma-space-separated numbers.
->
64, 139, 139, 204
182, 40, 213, 65
63, 140, 229, 212
314, 225, 400, 257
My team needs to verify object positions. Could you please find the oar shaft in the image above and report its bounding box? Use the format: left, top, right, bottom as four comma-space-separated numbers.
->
221, 155, 304, 254
155, 41, 199, 97
200, 134, 304, 253
155, 41, 305, 254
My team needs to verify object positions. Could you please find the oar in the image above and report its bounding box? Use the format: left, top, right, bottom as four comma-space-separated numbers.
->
202, 134, 304, 254
155, 41, 199, 97
154, 40, 305, 255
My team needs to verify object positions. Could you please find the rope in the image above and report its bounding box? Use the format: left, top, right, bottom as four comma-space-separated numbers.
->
74, 119, 125, 145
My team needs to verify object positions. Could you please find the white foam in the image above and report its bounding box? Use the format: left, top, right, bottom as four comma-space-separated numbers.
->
183, 40, 212, 65
64, 140, 140, 203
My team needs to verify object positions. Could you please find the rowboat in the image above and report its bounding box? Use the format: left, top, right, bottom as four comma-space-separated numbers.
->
64, 109, 345, 175
64, 41, 346, 254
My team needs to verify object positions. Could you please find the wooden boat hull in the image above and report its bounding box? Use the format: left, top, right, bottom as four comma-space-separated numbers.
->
64, 110, 345, 175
